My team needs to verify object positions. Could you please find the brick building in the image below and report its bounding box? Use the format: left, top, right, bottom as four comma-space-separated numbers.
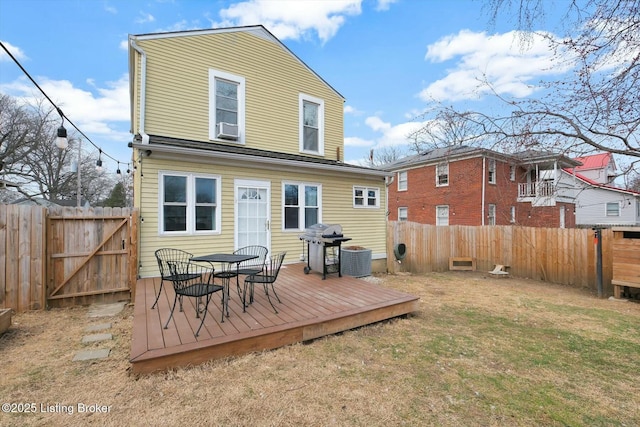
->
383, 146, 580, 228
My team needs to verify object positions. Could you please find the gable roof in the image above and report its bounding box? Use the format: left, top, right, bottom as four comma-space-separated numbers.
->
563, 169, 640, 197
573, 153, 615, 172
128, 25, 343, 99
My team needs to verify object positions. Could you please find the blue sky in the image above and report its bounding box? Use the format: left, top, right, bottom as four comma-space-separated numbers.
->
0, 0, 569, 171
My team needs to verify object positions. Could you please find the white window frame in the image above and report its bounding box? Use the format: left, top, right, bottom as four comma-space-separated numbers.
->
488, 159, 496, 184
353, 186, 380, 208
209, 69, 245, 144
510, 165, 516, 181
488, 204, 496, 225
436, 162, 449, 187
510, 206, 516, 223
159, 171, 222, 235
398, 171, 408, 191
299, 93, 324, 156
606, 202, 620, 217
282, 182, 322, 231
436, 205, 449, 226
398, 207, 408, 221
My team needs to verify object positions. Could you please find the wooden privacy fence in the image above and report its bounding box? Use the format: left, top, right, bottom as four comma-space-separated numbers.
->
1, 204, 138, 312
387, 221, 614, 295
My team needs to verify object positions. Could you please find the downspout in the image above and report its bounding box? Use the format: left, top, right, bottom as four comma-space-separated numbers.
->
130, 38, 150, 145
481, 157, 486, 226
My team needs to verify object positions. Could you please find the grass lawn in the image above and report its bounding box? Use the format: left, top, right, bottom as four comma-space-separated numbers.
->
1, 272, 639, 426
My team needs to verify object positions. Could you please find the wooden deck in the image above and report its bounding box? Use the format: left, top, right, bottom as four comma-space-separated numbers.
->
130, 263, 419, 374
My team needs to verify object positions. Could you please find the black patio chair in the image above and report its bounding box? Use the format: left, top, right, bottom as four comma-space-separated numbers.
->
153, 248, 195, 310
243, 252, 286, 314
163, 261, 225, 337
232, 245, 268, 295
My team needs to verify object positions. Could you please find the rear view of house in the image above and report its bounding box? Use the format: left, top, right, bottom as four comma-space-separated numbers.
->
128, 26, 389, 278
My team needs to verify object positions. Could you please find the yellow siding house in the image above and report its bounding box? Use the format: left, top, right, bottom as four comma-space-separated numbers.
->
128, 26, 390, 278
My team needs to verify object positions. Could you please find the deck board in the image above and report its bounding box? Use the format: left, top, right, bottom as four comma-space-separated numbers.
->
130, 263, 419, 374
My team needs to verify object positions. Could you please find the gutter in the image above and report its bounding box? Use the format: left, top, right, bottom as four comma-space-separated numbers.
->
129, 38, 150, 144
481, 157, 486, 226
131, 142, 392, 178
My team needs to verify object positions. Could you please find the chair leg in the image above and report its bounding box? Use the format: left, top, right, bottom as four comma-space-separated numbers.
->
151, 278, 164, 309
270, 283, 281, 303
195, 293, 213, 337
164, 294, 179, 329
263, 283, 278, 314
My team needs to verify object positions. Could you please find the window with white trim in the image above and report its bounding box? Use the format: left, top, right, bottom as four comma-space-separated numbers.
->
488, 159, 496, 184
488, 204, 496, 225
398, 171, 408, 191
606, 202, 620, 216
283, 182, 321, 230
299, 94, 324, 155
510, 165, 516, 181
354, 186, 379, 208
160, 172, 221, 234
436, 205, 449, 226
510, 206, 516, 223
436, 162, 449, 186
209, 69, 245, 143
398, 207, 408, 221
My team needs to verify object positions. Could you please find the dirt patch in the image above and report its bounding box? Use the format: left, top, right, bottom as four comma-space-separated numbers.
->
1, 272, 639, 427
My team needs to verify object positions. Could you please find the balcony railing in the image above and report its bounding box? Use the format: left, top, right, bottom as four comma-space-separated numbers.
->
518, 181, 556, 198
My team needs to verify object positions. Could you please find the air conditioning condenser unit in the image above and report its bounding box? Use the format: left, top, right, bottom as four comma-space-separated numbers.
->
217, 122, 239, 140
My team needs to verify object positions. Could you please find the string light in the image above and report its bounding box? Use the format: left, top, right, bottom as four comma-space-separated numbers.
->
0, 40, 130, 173
96, 149, 103, 171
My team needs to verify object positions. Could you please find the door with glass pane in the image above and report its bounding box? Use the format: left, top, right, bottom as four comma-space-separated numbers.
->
235, 180, 270, 252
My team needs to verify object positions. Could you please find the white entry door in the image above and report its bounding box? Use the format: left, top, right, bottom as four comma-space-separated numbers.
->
235, 179, 271, 252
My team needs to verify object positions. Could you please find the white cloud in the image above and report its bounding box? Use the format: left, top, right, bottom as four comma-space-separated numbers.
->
135, 12, 156, 24
119, 39, 129, 51
1, 74, 131, 145
0, 40, 28, 62
344, 104, 364, 116
375, 0, 398, 12
420, 30, 572, 102
215, 0, 362, 43
362, 115, 429, 149
344, 136, 373, 147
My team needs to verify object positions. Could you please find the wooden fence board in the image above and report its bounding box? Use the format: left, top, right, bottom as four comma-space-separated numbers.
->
387, 221, 618, 294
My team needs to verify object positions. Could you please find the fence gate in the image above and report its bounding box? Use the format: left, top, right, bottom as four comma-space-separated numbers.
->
47, 207, 138, 308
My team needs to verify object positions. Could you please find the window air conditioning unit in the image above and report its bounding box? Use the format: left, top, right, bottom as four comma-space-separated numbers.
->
217, 122, 239, 140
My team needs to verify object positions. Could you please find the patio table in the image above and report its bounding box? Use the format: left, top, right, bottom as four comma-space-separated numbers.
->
191, 253, 259, 314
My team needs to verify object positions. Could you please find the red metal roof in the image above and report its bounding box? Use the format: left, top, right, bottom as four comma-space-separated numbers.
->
573, 153, 612, 171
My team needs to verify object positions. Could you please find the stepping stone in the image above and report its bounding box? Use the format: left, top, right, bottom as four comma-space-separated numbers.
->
82, 333, 113, 344
85, 323, 112, 332
88, 302, 127, 318
73, 349, 110, 361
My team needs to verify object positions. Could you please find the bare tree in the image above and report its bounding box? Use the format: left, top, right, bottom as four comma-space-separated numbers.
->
418, 0, 639, 167
365, 146, 408, 167
1, 94, 116, 204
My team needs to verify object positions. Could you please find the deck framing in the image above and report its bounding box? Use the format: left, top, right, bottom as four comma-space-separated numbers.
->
130, 263, 419, 374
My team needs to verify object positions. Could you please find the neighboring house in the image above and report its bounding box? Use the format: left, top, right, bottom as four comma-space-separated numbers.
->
564, 153, 640, 226
0, 178, 21, 204
384, 146, 580, 228
128, 26, 389, 278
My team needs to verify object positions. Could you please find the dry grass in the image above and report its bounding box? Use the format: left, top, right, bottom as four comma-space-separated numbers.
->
1, 272, 639, 427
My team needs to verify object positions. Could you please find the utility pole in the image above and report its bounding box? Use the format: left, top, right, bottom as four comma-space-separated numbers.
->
77, 138, 82, 207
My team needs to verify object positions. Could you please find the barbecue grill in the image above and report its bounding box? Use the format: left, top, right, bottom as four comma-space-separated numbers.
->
299, 224, 352, 279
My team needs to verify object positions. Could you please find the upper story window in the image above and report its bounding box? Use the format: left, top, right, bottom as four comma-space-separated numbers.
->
606, 202, 620, 216
398, 207, 408, 221
283, 182, 321, 231
488, 159, 496, 184
398, 171, 408, 191
436, 162, 449, 186
209, 69, 245, 143
354, 186, 379, 208
436, 205, 449, 226
299, 94, 324, 155
159, 171, 221, 235
510, 165, 516, 181
488, 204, 496, 225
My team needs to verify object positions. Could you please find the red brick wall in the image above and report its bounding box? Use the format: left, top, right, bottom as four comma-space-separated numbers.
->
388, 155, 575, 228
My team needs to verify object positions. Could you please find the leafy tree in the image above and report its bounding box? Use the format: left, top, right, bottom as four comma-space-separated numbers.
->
414, 0, 639, 176
102, 181, 127, 207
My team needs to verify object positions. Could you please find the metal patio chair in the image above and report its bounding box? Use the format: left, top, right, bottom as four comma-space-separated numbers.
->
153, 248, 195, 310
243, 252, 286, 314
163, 261, 225, 337
233, 245, 268, 295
